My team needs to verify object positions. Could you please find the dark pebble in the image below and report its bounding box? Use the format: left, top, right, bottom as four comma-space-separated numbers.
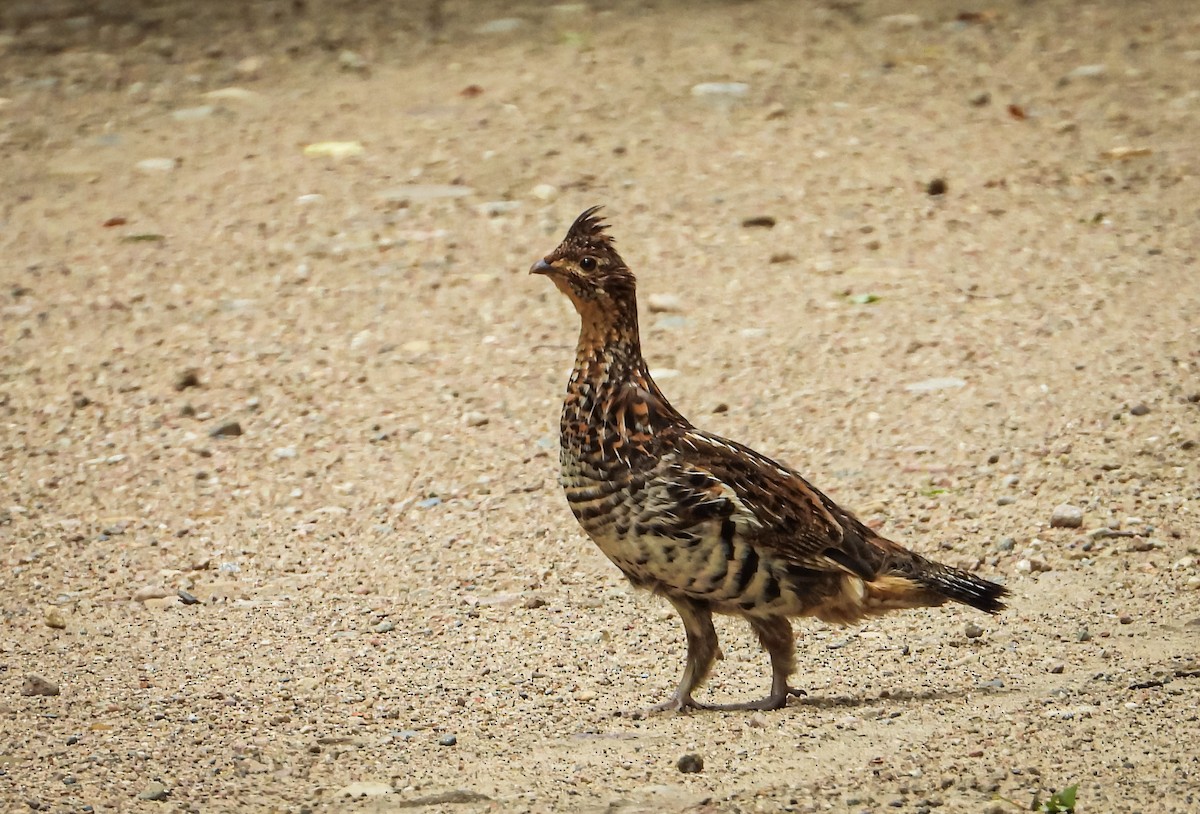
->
21, 675, 60, 697
177, 589, 201, 605
741, 216, 776, 228
209, 420, 243, 438
174, 369, 201, 390
1129, 403, 1150, 416
926, 178, 947, 196
438, 734, 457, 746
964, 623, 984, 639
677, 753, 704, 774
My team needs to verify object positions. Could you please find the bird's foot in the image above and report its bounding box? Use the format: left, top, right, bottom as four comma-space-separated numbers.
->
693, 686, 806, 712
625, 687, 806, 716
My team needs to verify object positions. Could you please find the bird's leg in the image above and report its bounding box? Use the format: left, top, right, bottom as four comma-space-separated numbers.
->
701, 616, 803, 712
646, 597, 720, 713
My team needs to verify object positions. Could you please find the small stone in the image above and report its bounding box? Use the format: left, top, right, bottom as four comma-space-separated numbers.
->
176, 589, 200, 606
21, 675, 60, 697
964, 623, 984, 639
531, 183, 557, 201
1067, 64, 1107, 80
138, 782, 169, 801
1119, 614, 1133, 625
647, 293, 683, 313
995, 537, 1015, 552
1077, 629, 1092, 642
475, 18, 524, 34
338, 50, 368, 72
1050, 504, 1083, 529
438, 734, 458, 746
378, 184, 472, 203
44, 608, 67, 629
174, 369, 201, 390
463, 412, 489, 427
1129, 403, 1150, 416
677, 753, 704, 773
741, 215, 776, 228
133, 586, 172, 603
691, 82, 750, 99
879, 13, 923, 29
272, 447, 297, 459
171, 105, 214, 121
136, 158, 177, 173
235, 56, 264, 78
1048, 661, 1065, 674
522, 596, 548, 609
336, 781, 392, 798
748, 713, 768, 728
969, 91, 991, 106
209, 420, 243, 438
996, 496, 1016, 506
926, 178, 947, 196
904, 377, 966, 392
373, 620, 395, 633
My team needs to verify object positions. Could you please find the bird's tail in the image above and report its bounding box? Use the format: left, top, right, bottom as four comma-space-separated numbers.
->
875, 551, 1008, 614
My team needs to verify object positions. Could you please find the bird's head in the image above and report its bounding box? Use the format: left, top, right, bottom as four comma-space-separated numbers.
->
530, 206, 636, 311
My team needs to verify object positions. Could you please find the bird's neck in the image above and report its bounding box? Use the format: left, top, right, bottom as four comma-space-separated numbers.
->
572, 296, 647, 385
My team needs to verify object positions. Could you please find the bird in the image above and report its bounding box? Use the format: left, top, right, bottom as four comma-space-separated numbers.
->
530, 207, 1008, 712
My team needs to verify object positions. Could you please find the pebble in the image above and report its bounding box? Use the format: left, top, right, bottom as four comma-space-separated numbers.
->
171, 105, 214, 121
995, 537, 1015, 552
690, 82, 750, 98
272, 447, 297, 459
1067, 64, 1108, 80
133, 586, 172, 602
209, 420, 243, 438
303, 141, 365, 158
531, 183, 557, 201
21, 675, 60, 697
904, 377, 966, 392
1015, 558, 1051, 574
964, 623, 984, 639
879, 13, 923, 29
203, 87, 262, 102
677, 753, 704, 773
647, 293, 683, 313
438, 734, 458, 746
235, 56, 264, 78
175, 369, 201, 390
337, 781, 392, 797
44, 608, 66, 629
475, 18, 524, 34
137, 782, 169, 801
1048, 662, 1065, 674
136, 158, 177, 173
463, 412, 489, 427
338, 50, 369, 72
374, 620, 395, 633
1050, 504, 1083, 529
177, 589, 200, 606
378, 184, 473, 203
1129, 403, 1151, 416
926, 178, 947, 196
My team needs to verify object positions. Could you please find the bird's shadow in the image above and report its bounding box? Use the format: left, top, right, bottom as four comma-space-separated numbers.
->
790, 683, 1007, 711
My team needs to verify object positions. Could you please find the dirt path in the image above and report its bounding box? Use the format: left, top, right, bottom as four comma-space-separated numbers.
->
2, 1, 1198, 811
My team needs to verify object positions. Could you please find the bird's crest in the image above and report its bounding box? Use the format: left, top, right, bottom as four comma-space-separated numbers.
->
564, 206, 614, 252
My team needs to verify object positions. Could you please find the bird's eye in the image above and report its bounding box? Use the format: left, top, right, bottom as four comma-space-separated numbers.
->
579, 256, 597, 272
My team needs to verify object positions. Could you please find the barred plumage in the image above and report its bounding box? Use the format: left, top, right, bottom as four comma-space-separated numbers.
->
532, 207, 1008, 712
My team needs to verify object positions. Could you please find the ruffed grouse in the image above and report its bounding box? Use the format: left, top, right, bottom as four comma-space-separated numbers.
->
531, 207, 1007, 712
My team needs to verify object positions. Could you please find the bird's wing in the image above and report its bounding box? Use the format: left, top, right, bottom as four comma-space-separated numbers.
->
668, 429, 887, 579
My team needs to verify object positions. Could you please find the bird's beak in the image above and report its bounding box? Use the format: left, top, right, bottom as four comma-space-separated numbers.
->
530, 258, 554, 276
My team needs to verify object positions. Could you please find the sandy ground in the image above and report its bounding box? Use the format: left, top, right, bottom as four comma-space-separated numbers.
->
2, 0, 1199, 812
